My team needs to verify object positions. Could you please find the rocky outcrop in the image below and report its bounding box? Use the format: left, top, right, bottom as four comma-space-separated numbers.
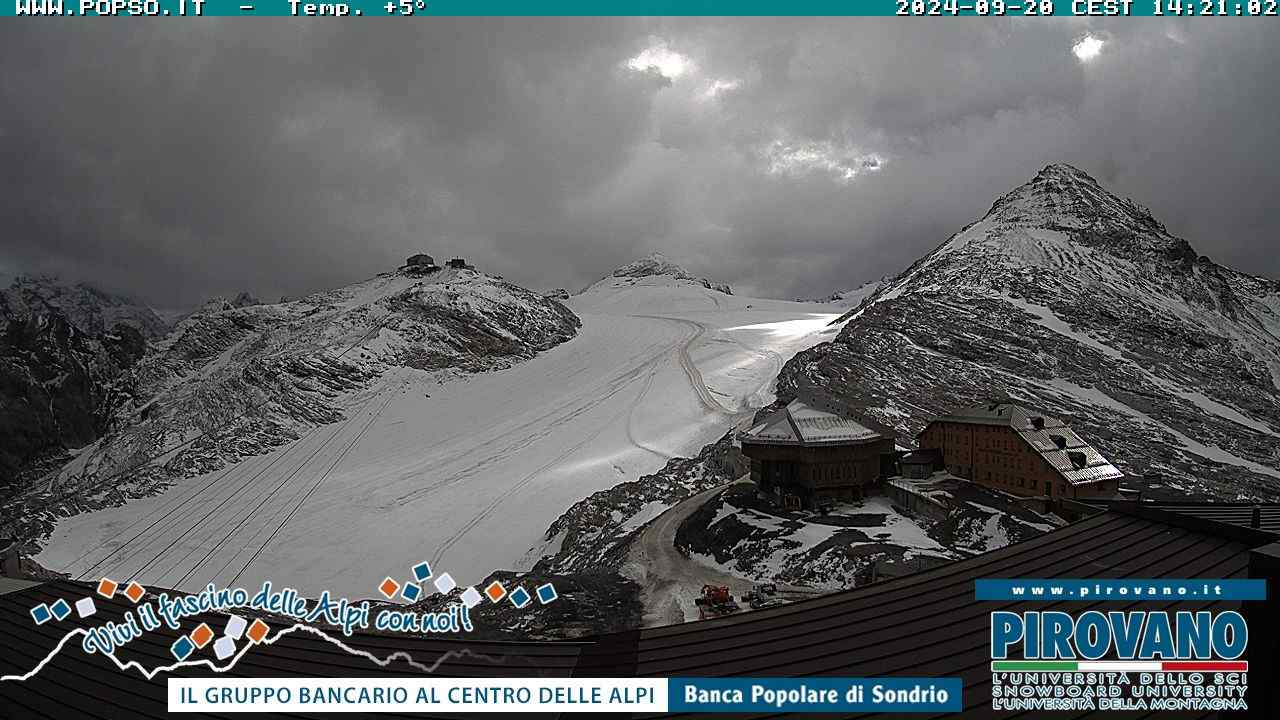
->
0, 309, 146, 499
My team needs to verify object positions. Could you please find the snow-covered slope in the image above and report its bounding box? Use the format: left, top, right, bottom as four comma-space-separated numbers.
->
32, 257, 840, 600
47, 266, 579, 493
781, 164, 1280, 500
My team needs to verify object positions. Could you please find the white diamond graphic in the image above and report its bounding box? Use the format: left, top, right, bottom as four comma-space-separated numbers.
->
433, 573, 456, 594
214, 636, 236, 661
75, 597, 97, 618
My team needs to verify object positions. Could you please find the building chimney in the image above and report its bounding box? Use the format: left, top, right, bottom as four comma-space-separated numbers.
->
1031, 416, 1045, 430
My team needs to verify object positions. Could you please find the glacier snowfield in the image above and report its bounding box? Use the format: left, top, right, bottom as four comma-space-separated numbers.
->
37, 277, 841, 600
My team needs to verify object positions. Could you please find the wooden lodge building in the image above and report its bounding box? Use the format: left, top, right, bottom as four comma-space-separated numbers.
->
739, 399, 896, 511
917, 401, 1124, 500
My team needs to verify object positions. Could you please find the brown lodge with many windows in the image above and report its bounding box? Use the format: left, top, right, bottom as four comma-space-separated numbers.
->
739, 399, 896, 510
917, 401, 1124, 500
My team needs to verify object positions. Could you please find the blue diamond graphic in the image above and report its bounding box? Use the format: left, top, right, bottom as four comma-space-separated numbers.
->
509, 587, 531, 609
536, 583, 558, 605
402, 582, 421, 602
49, 599, 71, 621
412, 562, 432, 582
171, 636, 195, 661
30, 604, 51, 625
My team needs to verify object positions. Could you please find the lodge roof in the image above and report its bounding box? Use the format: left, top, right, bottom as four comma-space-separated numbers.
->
740, 399, 885, 447
2, 502, 1275, 718
900, 448, 942, 465
921, 401, 1124, 487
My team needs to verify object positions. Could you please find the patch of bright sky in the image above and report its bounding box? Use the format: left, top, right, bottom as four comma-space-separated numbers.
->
624, 42, 883, 188
761, 138, 886, 184
626, 41, 692, 79
1072, 35, 1105, 62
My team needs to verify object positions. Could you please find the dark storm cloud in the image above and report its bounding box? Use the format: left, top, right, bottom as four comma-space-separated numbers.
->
1, 19, 1277, 307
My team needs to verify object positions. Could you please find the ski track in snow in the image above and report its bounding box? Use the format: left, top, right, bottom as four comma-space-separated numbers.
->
37, 279, 840, 597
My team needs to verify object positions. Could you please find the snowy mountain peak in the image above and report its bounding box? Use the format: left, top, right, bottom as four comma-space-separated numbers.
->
982, 164, 1168, 244
788, 164, 1280, 503
852, 165, 1216, 317
2, 274, 169, 340
1036, 162, 1094, 180
596, 252, 732, 295
182, 291, 262, 319
610, 252, 692, 280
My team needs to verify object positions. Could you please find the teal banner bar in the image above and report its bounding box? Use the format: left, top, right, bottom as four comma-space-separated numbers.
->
9, 0, 1275, 16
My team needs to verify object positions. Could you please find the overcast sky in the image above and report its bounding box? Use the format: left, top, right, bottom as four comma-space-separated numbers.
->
1, 20, 1276, 307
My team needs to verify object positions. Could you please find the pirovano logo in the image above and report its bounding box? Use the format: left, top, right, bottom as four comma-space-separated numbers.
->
980, 579, 1262, 713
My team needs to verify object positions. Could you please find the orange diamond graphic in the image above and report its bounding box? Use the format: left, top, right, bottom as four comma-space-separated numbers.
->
246, 619, 269, 644
97, 578, 118, 599
123, 581, 145, 603
484, 581, 506, 602
190, 623, 215, 649
378, 577, 400, 600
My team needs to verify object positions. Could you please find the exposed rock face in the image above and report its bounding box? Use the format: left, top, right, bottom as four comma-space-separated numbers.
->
605, 252, 733, 295
779, 164, 1280, 501
0, 311, 146, 497
0, 279, 155, 496
4, 266, 581, 543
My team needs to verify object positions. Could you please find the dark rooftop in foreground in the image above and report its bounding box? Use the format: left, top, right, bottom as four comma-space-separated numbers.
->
1, 502, 1277, 718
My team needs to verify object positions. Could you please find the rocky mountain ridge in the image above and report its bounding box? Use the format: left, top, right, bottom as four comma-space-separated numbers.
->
781, 164, 1280, 500
3, 265, 581, 544
2, 275, 169, 340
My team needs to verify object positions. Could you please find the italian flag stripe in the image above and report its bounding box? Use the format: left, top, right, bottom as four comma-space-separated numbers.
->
991, 660, 1247, 672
